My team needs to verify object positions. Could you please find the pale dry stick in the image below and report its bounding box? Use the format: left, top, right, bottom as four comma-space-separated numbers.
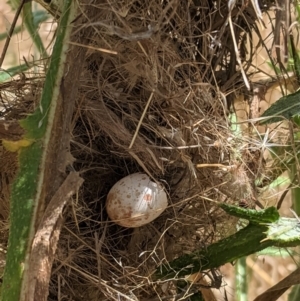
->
204, 0, 260, 87
232, 114, 289, 124
0, 0, 27, 68
275, 0, 290, 64
78, 20, 155, 41
247, 0, 264, 30
129, 91, 154, 149
290, 208, 300, 222
137, 41, 149, 58
202, 0, 236, 81
197, 163, 236, 171
146, 147, 163, 171
128, 151, 154, 179
228, 13, 250, 90
95, 222, 107, 282
253, 267, 300, 301
68, 41, 118, 55
250, 0, 263, 20
24, 172, 84, 301
151, 144, 204, 150
57, 274, 61, 301
69, 183, 80, 233
277, 180, 294, 209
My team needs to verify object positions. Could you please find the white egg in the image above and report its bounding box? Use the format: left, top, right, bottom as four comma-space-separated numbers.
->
106, 173, 168, 227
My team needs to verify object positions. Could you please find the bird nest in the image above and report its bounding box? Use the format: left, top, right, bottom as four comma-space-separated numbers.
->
0, 0, 277, 300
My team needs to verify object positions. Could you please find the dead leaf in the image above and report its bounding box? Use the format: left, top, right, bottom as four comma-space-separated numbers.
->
254, 267, 300, 301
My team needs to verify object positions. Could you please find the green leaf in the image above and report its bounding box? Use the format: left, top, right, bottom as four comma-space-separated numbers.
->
22, 2, 47, 58
229, 112, 242, 136
0, 64, 33, 82
0, 0, 76, 299
0, 10, 49, 41
259, 90, 300, 124
289, 284, 300, 301
290, 35, 300, 85
292, 115, 300, 127
264, 217, 300, 243
266, 176, 290, 190
257, 247, 294, 257
0, 143, 42, 300
219, 203, 280, 224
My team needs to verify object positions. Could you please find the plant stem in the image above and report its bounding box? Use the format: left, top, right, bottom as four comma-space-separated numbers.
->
154, 223, 272, 279
154, 205, 300, 280
0, 0, 75, 300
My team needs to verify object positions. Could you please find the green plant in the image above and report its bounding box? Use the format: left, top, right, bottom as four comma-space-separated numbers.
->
0, 0, 76, 300
154, 204, 300, 280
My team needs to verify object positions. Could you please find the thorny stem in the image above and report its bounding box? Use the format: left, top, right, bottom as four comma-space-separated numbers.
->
154, 204, 300, 280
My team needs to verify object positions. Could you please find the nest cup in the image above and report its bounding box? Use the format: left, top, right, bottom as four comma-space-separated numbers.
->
61, 2, 232, 296
0, 0, 271, 300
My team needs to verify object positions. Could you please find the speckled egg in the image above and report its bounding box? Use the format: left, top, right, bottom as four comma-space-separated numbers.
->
106, 173, 168, 227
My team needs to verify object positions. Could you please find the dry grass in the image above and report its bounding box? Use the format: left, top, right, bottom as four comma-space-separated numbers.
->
0, 0, 298, 300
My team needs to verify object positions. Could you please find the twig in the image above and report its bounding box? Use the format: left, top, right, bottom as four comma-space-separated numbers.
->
277, 181, 293, 209
228, 2, 250, 90
24, 172, 83, 301
129, 91, 154, 149
0, 0, 29, 68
